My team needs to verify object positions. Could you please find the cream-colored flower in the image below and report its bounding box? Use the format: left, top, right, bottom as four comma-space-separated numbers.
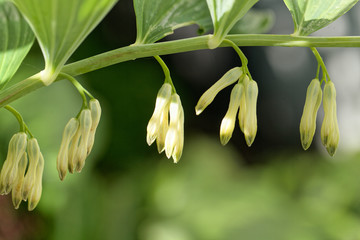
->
11, 153, 27, 209
0, 134, 44, 210
22, 138, 42, 199
299, 79, 322, 150
75, 109, 92, 172
195, 67, 242, 115
238, 75, 249, 133
28, 153, 44, 211
243, 80, 258, 147
57, 118, 79, 180
147, 83, 172, 145
321, 81, 339, 156
220, 83, 243, 145
87, 99, 102, 155
165, 94, 184, 163
0, 132, 27, 195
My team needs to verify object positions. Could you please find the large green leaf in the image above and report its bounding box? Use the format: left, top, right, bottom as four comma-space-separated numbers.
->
134, 0, 212, 44
11, 0, 117, 85
0, 0, 34, 89
206, 0, 258, 49
284, 0, 359, 36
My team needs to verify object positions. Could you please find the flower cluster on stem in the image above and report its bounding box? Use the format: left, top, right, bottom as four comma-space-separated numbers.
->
147, 83, 184, 163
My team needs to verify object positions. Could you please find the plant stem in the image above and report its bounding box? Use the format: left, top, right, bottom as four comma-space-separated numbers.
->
154, 56, 176, 92
310, 47, 330, 82
1, 34, 360, 108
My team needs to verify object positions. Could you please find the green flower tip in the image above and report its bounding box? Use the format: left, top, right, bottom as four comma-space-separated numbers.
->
299, 79, 322, 150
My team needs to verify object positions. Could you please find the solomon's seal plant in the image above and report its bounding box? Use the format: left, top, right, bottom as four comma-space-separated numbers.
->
0, 0, 359, 210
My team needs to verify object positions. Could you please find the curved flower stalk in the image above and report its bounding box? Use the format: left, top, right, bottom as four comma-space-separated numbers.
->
0, 133, 44, 210
321, 81, 339, 156
147, 84, 184, 163
299, 79, 322, 150
57, 99, 101, 180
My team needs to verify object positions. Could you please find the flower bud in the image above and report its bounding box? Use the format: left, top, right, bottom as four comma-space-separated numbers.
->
156, 107, 169, 153
299, 79, 322, 150
321, 81, 339, 156
238, 75, 250, 133
22, 138, 41, 199
12, 153, 27, 209
28, 153, 44, 211
75, 109, 92, 172
147, 83, 172, 145
220, 83, 243, 145
243, 80, 258, 147
68, 127, 81, 173
87, 99, 101, 155
57, 118, 79, 180
195, 67, 242, 115
165, 94, 184, 161
172, 106, 184, 163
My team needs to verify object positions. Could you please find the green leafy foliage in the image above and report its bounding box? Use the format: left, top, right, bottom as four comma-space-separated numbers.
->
0, 0, 34, 89
133, 0, 212, 44
283, 0, 359, 36
206, 0, 259, 49
229, 9, 275, 34
11, 0, 117, 85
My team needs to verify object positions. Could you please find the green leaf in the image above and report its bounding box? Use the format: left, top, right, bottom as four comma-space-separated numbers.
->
0, 0, 34, 89
206, 0, 259, 49
134, 0, 212, 44
11, 0, 117, 85
229, 9, 275, 34
283, 0, 359, 36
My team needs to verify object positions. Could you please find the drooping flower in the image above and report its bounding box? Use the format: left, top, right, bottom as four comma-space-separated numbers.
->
195, 67, 242, 115
147, 83, 172, 146
243, 80, 258, 147
0, 134, 44, 210
57, 99, 102, 180
299, 79, 322, 150
164, 94, 184, 163
220, 83, 243, 145
321, 81, 339, 156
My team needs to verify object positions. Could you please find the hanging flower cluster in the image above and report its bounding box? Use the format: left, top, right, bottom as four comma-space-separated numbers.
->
300, 79, 339, 156
0, 133, 44, 211
57, 99, 101, 180
146, 83, 184, 163
195, 67, 259, 147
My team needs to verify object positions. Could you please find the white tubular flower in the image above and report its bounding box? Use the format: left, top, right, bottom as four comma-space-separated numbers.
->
321, 81, 339, 156
165, 94, 184, 163
243, 80, 259, 147
11, 153, 27, 209
172, 105, 184, 163
156, 106, 169, 153
57, 118, 79, 180
147, 83, 172, 146
0, 132, 27, 194
28, 153, 44, 211
195, 67, 242, 115
220, 83, 243, 145
299, 79, 322, 150
22, 138, 42, 199
67, 126, 81, 173
238, 75, 249, 133
87, 99, 102, 155
75, 109, 92, 172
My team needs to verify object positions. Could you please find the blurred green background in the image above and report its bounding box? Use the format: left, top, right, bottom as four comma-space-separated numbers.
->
1, 1, 360, 240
